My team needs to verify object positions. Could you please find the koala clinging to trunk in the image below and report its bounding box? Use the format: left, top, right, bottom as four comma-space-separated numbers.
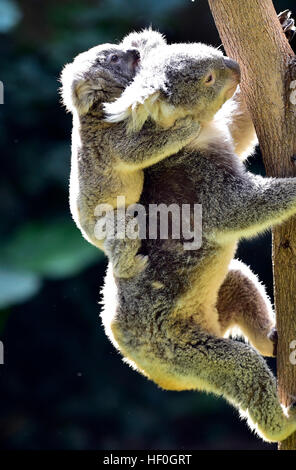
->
101, 17, 296, 442
61, 27, 259, 279
61, 36, 201, 278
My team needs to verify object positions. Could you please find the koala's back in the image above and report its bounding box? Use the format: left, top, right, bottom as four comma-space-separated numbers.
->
101, 145, 243, 386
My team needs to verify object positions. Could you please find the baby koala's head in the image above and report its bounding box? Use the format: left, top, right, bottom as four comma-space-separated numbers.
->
60, 44, 140, 116
104, 41, 240, 131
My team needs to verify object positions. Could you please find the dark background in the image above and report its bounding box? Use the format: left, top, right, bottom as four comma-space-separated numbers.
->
0, 0, 295, 451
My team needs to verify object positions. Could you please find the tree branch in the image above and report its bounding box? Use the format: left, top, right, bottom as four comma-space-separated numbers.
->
208, 0, 296, 450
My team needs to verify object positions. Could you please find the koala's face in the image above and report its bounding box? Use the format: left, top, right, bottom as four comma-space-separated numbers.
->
77, 45, 140, 83
103, 41, 241, 131
153, 43, 240, 121
61, 44, 140, 115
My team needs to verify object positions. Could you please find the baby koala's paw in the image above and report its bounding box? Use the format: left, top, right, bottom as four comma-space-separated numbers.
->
174, 115, 194, 129
128, 254, 149, 277
278, 10, 296, 42
102, 210, 148, 279
113, 252, 149, 279
173, 116, 201, 138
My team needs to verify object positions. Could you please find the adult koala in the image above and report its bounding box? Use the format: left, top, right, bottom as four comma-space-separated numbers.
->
101, 16, 296, 442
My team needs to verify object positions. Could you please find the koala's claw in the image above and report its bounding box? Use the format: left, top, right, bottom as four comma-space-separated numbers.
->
278, 9, 292, 25
278, 10, 296, 42
267, 327, 278, 357
289, 396, 296, 408
287, 398, 296, 420
133, 254, 149, 274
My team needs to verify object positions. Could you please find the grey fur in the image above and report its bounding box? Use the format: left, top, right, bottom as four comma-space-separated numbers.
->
100, 31, 296, 442
60, 36, 200, 278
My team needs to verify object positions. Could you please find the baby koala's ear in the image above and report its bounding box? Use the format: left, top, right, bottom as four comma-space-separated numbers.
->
120, 29, 167, 59
60, 62, 102, 116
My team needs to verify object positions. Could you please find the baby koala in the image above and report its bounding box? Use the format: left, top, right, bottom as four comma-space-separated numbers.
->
61, 36, 200, 278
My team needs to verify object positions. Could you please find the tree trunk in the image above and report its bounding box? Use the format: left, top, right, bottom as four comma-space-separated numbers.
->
208, 0, 296, 450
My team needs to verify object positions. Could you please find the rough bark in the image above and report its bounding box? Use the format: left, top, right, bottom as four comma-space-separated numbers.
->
208, 0, 296, 450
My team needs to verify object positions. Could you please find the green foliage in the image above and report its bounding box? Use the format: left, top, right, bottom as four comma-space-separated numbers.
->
0, 268, 41, 309
0, 219, 101, 308
1, 220, 102, 279
0, 0, 21, 33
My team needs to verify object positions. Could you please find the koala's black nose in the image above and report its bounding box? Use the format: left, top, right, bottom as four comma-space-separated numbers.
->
126, 49, 140, 61
223, 57, 241, 80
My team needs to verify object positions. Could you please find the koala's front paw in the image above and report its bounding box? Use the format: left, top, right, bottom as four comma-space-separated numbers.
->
278, 10, 296, 42
286, 398, 296, 426
267, 327, 278, 357
174, 116, 194, 128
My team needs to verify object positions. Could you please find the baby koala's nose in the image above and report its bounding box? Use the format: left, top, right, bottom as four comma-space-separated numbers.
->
126, 49, 141, 61
223, 57, 241, 81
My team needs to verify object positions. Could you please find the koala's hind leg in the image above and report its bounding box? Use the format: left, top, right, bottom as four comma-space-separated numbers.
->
167, 330, 296, 442
216, 259, 276, 357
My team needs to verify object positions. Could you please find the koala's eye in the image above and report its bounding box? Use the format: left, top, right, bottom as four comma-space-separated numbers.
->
204, 72, 216, 86
109, 54, 119, 63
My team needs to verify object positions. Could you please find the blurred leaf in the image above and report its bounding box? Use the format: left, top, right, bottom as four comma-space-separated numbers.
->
0, 268, 41, 309
0, 0, 22, 33
1, 219, 103, 279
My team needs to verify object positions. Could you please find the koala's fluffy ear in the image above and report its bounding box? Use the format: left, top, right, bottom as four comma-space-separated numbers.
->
60, 62, 102, 116
120, 29, 167, 59
103, 84, 160, 133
